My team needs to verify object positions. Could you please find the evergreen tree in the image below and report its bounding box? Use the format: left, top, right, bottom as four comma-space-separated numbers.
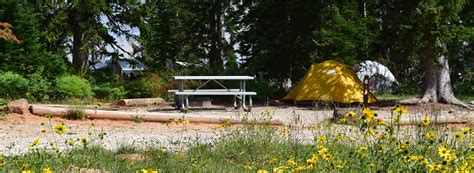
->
0, 3, 66, 78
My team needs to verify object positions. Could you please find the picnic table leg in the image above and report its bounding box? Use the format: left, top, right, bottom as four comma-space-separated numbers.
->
242, 80, 247, 110
233, 96, 239, 109
178, 80, 184, 111
243, 95, 252, 112
185, 96, 189, 108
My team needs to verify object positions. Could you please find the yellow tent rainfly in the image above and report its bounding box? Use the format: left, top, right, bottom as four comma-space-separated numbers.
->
283, 60, 377, 103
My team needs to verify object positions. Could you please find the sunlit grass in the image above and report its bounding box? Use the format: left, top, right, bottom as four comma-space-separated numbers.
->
0, 107, 472, 172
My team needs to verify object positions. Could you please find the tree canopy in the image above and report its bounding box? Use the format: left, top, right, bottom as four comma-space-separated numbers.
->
0, 0, 472, 104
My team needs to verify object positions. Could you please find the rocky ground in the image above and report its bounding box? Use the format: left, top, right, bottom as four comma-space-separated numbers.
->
0, 104, 472, 156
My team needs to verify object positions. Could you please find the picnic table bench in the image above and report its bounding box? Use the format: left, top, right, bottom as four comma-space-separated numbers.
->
168, 76, 257, 112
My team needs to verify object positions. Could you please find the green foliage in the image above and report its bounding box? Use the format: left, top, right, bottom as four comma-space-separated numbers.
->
0, 3, 66, 78
131, 116, 144, 123
124, 73, 168, 99
0, 72, 29, 99
55, 75, 94, 100
247, 80, 275, 103
27, 69, 52, 101
65, 107, 88, 120
92, 83, 126, 101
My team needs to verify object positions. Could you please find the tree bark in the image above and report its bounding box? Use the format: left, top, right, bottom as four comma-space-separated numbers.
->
419, 40, 470, 108
208, 3, 224, 75
69, 1, 89, 73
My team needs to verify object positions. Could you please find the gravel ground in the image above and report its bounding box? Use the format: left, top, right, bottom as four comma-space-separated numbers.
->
0, 104, 472, 156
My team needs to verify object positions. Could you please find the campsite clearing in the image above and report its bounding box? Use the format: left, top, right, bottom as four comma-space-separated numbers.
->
1, 103, 471, 156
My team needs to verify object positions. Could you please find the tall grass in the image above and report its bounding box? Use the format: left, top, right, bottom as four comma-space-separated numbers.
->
0, 107, 472, 172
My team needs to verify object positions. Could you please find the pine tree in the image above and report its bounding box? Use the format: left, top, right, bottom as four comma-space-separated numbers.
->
0, 3, 66, 78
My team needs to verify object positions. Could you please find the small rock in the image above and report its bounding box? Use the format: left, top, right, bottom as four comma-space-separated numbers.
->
117, 153, 145, 161
7, 99, 30, 114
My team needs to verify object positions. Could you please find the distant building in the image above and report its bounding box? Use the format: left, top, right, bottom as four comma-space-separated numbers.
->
94, 59, 145, 78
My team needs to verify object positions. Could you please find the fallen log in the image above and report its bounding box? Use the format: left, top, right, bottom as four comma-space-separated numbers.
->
117, 98, 166, 107
30, 106, 283, 125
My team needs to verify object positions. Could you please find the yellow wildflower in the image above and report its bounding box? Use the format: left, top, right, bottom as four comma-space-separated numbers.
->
438, 146, 452, 158
306, 154, 318, 165
266, 157, 278, 164
67, 140, 74, 146
376, 118, 386, 125
29, 139, 40, 148
345, 111, 356, 118
443, 153, 457, 162
357, 146, 368, 153
365, 128, 375, 137
42, 167, 53, 173
318, 146, 328, 156
256, 169, 268, 173
293, 166, 305, 172
421, 116, 430, 126
315, 135, 327, 143
334, 133, 343, 141
281, 127, 291, 136
243, 164, 253, 170
426, 131, 436, 139
21, 170, 31, 173
461, 127, 471, 134
337, 118, 347, 124
273, 165, 287, 173
428, 163, 444, 171
393, 105, 408, 115
140, 169, 159, 173
361, 108, 375, 122
454, 132, 464, 139
322, 153, 332, 161
335, 161, 345, 169
81, 137, 89, 146
287, 159, 297, 166
376, 133, 386, 140
0, 159, 6, 168
398, 141, 410, 152
172, 118, 189, 124
54, 124, 66, 134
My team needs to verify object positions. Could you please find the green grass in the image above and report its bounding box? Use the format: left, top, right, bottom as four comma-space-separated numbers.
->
374, 92, 417, 100
0, 108, 472, 172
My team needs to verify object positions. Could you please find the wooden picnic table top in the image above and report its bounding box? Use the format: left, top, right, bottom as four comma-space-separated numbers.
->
172, 76, 254, 80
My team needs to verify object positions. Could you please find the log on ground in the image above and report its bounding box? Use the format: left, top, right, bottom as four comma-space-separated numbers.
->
117, 98, 166, 107
30, 106, 283, 125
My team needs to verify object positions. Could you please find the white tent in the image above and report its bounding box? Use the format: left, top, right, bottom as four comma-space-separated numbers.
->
353, 60, 398, 92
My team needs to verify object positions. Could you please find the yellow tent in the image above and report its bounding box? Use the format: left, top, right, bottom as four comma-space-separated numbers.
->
283, 60, 377, 103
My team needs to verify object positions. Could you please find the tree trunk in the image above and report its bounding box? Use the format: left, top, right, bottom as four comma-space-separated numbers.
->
69, 1, 89, 73
72, 27, 88, 72
419, 41, 470, 108
208, 3, 224, 75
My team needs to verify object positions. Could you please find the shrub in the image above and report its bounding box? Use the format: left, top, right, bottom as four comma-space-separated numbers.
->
93, 83, 127, 101
124, 73, 168, 98
65, 107, 88, 120
0, 72, 29, 99
27, 70, 52, 101
55, 75, 93, 100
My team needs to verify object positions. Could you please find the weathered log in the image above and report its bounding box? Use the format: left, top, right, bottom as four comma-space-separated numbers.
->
117, 98, 166, 107
30, 106, 283, 125
7, 99, 30, 114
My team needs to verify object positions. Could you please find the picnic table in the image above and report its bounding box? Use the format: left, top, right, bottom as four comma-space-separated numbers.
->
168, 76, 257, 112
